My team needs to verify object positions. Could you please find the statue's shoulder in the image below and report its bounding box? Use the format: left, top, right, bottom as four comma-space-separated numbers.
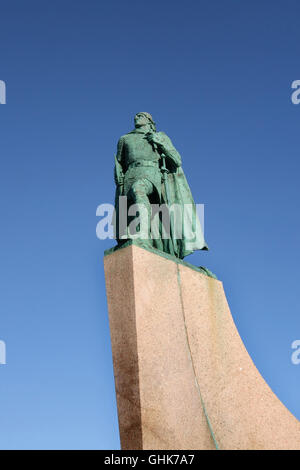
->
118, 133, 128, 143
156, 131, 173, 144
118, 131, 137, 143
156, 131, 170, 139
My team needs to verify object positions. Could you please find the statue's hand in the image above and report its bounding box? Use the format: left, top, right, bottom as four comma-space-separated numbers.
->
145, 132, 165, 148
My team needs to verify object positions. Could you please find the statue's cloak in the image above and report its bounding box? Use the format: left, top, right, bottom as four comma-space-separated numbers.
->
156, 158, 208, 259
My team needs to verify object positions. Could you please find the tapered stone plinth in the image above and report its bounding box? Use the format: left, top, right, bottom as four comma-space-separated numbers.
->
104, 244, 300, 450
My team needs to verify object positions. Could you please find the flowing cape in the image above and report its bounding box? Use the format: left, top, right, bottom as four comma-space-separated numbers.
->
159, 162, 208, 258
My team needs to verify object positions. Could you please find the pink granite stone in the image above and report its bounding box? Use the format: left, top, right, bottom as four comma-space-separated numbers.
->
104, 245, 300, 450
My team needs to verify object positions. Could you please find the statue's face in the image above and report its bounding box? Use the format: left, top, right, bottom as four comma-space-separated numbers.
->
134, 113, 149, 128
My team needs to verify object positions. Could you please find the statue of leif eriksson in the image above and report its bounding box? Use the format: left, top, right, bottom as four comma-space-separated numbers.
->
113, 112, 208, 260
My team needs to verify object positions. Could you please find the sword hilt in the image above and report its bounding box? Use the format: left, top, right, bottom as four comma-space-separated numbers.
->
160, 154, 169, 175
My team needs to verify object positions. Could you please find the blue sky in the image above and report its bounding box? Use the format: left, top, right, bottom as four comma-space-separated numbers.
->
0, 0, 299, 449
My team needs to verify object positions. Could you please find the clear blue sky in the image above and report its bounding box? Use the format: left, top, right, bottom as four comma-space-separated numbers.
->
0, 0, 299, 449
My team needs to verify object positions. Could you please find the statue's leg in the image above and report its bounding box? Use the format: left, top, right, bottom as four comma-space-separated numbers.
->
128, 179, 153, 245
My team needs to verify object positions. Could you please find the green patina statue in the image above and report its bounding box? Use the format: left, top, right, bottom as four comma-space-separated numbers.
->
113, 112, 208, 260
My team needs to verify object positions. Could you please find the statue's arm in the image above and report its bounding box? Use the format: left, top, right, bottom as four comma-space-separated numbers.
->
114, 137, 125, 187
116, 137, 125, 163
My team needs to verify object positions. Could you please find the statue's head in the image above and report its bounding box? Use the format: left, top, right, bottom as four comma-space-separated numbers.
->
134, 112, 156, 132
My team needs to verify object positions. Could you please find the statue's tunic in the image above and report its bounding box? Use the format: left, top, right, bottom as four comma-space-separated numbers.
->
116, 129, 182, 199
116, 130, 162, 198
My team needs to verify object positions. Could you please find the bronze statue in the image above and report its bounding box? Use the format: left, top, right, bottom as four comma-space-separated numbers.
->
114, 112, 208, 259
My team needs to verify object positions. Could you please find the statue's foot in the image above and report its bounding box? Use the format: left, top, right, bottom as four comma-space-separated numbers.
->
136, 238, 155, 251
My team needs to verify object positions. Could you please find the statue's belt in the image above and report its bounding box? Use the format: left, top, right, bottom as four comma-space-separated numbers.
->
127, 160, 159, 171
